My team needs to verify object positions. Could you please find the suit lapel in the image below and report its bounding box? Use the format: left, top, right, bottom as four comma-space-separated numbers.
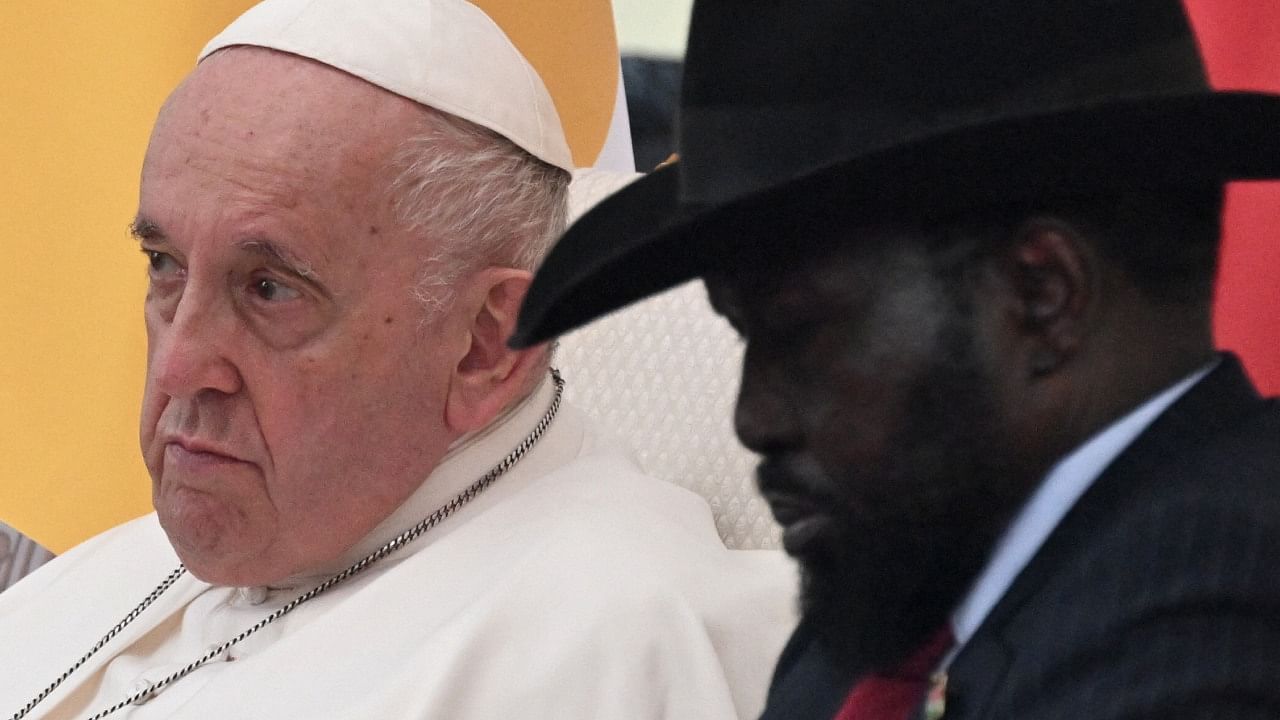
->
758, 620, 852, 720
939, 632, 1013, 718
944, 355, 1264, 715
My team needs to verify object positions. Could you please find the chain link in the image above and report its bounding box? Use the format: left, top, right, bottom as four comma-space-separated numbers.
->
11, 370, 563, 720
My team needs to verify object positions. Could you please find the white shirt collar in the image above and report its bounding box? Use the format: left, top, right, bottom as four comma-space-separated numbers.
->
945, 360, 1217, 663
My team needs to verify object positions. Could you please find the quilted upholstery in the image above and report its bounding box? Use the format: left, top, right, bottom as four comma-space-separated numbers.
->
553, 169, 782, 550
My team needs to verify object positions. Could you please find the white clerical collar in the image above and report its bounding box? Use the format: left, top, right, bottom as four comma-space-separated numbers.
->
945, 359, 1217, 663
266, 373, 577, 589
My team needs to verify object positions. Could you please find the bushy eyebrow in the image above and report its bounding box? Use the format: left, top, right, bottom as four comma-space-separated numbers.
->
238, 238, 320, 282
128, 216, 326, 288
129, 215, 165, 243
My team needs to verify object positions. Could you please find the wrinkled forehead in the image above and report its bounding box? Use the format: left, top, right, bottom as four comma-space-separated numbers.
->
137, 47, 444, 275
148, 47, 429, 180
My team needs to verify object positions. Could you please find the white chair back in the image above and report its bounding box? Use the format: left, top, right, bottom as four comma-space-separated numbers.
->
553, 169, 781, 550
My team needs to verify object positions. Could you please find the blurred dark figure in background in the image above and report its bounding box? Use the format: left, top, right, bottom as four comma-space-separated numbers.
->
622, 56, 681, 170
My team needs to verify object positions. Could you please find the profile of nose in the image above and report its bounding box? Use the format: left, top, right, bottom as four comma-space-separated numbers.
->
150, 294, 243, 400
733, 364, 802, 456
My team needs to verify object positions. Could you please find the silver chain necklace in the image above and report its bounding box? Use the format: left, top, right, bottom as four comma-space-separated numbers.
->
12, 369, 564, 720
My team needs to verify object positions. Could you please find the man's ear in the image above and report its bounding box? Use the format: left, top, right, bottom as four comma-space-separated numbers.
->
444, 267, 546, 433
1005, 218, 1099, 378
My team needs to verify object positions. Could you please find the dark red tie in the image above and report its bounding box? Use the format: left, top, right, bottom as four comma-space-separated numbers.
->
833, 626, 955, 720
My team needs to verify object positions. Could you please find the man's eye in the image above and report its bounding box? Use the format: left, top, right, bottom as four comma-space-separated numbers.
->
144, 249, 179, 275
251, 277, 302, 302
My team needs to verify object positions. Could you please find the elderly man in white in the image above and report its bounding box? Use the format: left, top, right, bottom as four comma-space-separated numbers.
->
0, 1, 795, 718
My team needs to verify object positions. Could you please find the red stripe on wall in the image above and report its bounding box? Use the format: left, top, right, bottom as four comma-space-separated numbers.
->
1183, 0, 1280, 395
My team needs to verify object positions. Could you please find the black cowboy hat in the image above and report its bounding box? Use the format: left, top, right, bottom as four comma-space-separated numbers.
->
511, 0, 1280, 348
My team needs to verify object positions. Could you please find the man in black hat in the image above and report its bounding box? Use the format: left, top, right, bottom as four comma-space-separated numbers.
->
514, 0, 1280, 718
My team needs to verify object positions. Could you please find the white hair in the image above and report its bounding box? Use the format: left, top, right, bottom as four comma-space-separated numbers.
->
388, 107, 571, 313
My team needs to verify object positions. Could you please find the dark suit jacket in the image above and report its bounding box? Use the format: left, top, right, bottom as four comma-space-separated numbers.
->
760, 355, 1280, 719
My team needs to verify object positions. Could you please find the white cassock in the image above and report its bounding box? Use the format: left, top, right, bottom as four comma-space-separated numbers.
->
0, 377, 798, 719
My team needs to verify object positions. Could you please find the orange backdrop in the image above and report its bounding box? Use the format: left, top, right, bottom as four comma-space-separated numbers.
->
0, 2, 261, 553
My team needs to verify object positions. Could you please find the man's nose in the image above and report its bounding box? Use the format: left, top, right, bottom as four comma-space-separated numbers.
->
149, 291, 243, 400
733, 351, 802, 455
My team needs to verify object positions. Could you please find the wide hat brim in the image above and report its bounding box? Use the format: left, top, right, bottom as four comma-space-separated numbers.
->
512, 91, 1280, 348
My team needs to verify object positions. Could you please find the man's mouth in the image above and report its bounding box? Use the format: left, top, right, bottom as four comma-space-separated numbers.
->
164, 440, 249, 470
762, 490, 834, 555
757, 456, 841, 555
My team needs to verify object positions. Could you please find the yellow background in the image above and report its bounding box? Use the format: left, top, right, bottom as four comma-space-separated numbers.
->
0, 2, 259, 553
474, 0, 618, 167
1, 2, 619, 553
